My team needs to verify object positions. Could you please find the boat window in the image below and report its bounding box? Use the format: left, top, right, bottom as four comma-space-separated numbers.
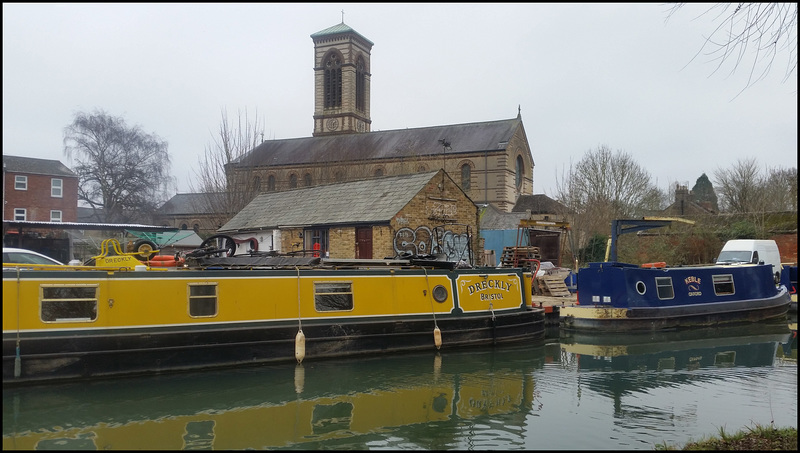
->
40, 285, 98, 322
432, 285, 448, 303
712, 274, 735, 295
189, 283, 218, 317
655, 277, 674, 299
635, 281, 646, 295
314, 282, 354, 312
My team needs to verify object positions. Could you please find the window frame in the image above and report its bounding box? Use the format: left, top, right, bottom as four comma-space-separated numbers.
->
51, 178, 63, 198
655, 276, 675, 300
188, 283, 218, 317
314, 281, 354, 312
14, 208, 27, 221
50, 210, 63, 222
40, 284, 99, 323
712, 274, 735, 296
15, 175, 28, 190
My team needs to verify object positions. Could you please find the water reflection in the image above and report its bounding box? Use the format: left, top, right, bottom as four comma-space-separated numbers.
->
2, 320, 796, 450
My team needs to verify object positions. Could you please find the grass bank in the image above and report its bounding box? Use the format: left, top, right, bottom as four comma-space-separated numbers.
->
655, 425, 797, 450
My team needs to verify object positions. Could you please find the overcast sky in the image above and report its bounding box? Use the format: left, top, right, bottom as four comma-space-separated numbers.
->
3, 3, 797, 198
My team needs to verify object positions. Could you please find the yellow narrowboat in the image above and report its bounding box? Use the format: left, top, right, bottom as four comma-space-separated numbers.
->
3, 244, 545, 385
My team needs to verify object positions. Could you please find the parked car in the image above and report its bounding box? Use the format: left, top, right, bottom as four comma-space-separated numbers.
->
3, 247, 64, 266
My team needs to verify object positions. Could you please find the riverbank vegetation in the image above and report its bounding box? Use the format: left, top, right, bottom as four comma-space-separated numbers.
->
655, 425, 797, 450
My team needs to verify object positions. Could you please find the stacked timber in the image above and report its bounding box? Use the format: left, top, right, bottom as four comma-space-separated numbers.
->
500, 246, 541, 267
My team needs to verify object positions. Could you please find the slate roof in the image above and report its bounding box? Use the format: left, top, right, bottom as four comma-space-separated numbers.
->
219, 170, 444, 232
311, 22, 374, 46
511, 194, 565, 214
159, 193, 224, 216
480, 204, 530, 230
3, 155, 77, 177
234, 117, 523, 167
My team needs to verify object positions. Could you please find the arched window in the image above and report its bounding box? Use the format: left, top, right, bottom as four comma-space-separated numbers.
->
374, 168, 383, 177
516, 155, 524, 189
324, 52, 342, 108
417, 165, 427, 172
356, 56, 366, 112
253, 176, 261, 192
304, 173, 312, 186
193, 224, 200, 233
461, 164, 471, 190
267, 175, 276, 191
290, 174, 298, 188
180, 223, 188, 230
334, 171, 344, 182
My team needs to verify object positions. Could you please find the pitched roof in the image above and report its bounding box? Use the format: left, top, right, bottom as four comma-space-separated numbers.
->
480, 204, 530, 230
310, 22, 374, 46
219, 171, 444, 232
3, 155, 77, 177
511, 194, 565, 214
159, 193, 224, 216
234, 117, 523, 167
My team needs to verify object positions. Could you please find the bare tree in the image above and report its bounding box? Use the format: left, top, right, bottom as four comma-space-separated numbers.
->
554, 145, 665, 248
666, 3, 797, 91
713, 157, 765, 213
763, 166, 798, 212
63, 109, 173, 223
189, 108, 266, 231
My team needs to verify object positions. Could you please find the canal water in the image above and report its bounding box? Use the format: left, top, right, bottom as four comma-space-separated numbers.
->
3, 319, 796, 450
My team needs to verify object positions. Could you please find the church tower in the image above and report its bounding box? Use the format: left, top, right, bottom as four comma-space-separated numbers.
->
311, 22, 373, 136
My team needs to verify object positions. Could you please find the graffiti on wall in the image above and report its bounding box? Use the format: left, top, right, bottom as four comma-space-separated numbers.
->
393, 225, 471, 262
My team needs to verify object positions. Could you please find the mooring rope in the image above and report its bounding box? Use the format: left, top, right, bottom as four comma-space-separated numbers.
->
423, 267, 442, 349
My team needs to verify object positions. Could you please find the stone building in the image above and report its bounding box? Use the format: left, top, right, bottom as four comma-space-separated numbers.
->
218, 169, 479, 262
225, 21, 535, 214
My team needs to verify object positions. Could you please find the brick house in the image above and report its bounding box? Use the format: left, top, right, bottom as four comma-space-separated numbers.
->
3, 155, 78, 223
218, 169, 480, 262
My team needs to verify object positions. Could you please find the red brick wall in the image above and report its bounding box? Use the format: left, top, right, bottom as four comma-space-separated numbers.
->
770, 233, 798, 264
4, 172, 78, 222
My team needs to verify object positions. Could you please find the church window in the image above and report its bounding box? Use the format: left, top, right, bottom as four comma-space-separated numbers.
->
516, 155, 524, 189
356, 56, 366, 112
461, 164, 471, 190
253, 176, 261, 192
324, 52, 342, 108
290, 174, 298, 188
304, 173, 312, 186
267, 175, 276, 191
374, 168, 383, 177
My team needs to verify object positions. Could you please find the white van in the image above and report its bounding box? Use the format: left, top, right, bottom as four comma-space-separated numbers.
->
715, 239, 782, 283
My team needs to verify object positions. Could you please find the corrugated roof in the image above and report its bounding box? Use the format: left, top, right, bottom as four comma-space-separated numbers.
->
234, 118, 522, 167
219, 171, 442, 232
3, 155, 77, 177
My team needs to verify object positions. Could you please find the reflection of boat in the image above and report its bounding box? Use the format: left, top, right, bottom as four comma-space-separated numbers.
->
3, 244, 545, 385
2, 341, 546, 450
560, 261, 790, 332
560, 322, 792, 371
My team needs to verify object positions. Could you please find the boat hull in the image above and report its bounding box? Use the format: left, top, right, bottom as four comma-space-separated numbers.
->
3, 266, 544, 385
560, 261, 791, 332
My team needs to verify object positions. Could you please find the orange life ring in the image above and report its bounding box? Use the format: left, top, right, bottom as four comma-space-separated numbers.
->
147, 257, 185, 267
641, 262, 667, 268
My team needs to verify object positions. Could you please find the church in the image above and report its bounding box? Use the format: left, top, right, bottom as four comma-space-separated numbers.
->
159, 21, 545, 260
227, 21, 536, 213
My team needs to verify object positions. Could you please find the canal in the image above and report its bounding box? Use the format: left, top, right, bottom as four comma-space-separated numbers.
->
3, 319, 796, 450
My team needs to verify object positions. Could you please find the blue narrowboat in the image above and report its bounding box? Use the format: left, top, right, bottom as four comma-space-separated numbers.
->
560, 261, 791, 332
